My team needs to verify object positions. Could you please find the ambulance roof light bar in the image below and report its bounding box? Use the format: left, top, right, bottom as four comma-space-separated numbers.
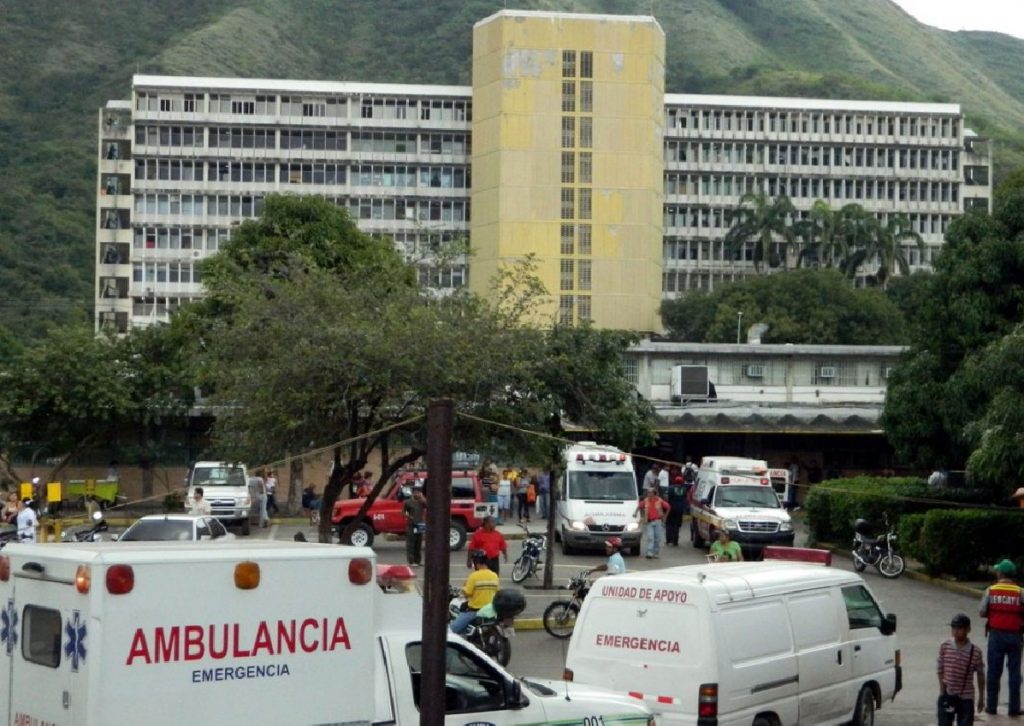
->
762, 546, 832, 566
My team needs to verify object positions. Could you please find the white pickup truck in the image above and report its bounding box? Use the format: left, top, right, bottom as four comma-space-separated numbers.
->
0, 541, 655, 725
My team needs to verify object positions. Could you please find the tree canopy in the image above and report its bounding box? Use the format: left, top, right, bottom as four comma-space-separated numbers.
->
659, 268, 908, 344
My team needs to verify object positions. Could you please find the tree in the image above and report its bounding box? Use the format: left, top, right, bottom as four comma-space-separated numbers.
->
659, 268, 908, 345
794, 200, 844, 269
835, 203, 879, 279
724, 192, 796, 271
869, 215, 923, 290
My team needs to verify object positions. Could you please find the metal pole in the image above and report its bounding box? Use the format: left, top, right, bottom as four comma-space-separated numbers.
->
736, 311, 744, 344
420, 399, 453, 726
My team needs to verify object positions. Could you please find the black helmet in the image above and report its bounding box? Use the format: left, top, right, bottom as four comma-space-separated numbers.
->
470, 549, 489, 563
854, 518, 873, 535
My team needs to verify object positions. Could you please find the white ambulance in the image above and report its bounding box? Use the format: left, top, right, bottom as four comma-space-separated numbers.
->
690, 456, 794, 557
556, 442, 642, 556
564, 561, 901, 725
0, 541, 655, 725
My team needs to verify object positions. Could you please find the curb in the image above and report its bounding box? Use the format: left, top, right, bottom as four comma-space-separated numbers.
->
515, 618, 545, 631
818, 542, 987, 598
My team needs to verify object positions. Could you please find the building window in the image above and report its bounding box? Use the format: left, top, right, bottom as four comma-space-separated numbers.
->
561, 117, 575, 148
580, 81, 593, 113
561, 152, 575, 183
579, 117, 592, 148
562, 81, 576, 113
579, 152, 592, 183
578, 224, 592, 254
560, 224, 574, 255
578, 260, 591, 291
562, 50, 576, 78
561, 189, 574, 220
560, 260, 575, 291
622, 356, 639, 385
577, 295, 591, 322
159, 98, 172, 112
578, 189, 592, 220
580, 51, 593, 78
559, 295, 574, 325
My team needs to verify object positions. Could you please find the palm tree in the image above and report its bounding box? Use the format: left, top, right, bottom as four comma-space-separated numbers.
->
835, 203, 879, 279
793, 200, 844, 269
869, 215, 924, 289
724, 192, 795, 271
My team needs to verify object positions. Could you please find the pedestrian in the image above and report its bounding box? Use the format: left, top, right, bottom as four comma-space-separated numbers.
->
937, 613, 985, 726
634, 487, 669, 559
665, 474, 688, 545
264, 470, 279, 516
402, 485, 426, 566
516, 469, 531, 522
786, 459, 800, 510
641, 462, 662, 494
710, 529, 743, 562
536, 470, 550, 519
589, 537, 626, 576
16, 499, 38, 543
479, 458, 499, 506
2, 492, 18, 524
496, 470, 512, 524
189, 487, 212, 516
356, 472, 373, 498
979, 558, 1023, 717
466, 516, 508, 576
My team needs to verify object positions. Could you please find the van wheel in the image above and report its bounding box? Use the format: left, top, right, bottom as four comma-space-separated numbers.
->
346, 522, 375, 548
241, 518, 251, 536
752, 716, 777, 726
852, 686, 875, 726
449, 520, 467, 551
560, 530, 575, 556
691, 520, 705, 548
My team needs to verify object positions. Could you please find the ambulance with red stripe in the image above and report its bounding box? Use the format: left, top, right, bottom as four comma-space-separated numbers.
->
0, 541, 655, 725
564, 557, 902, 725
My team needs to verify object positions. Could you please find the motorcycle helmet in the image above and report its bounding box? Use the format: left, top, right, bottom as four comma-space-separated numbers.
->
854, 518, 873, 536
470, 549, 489, 564
605, 537, 622, 550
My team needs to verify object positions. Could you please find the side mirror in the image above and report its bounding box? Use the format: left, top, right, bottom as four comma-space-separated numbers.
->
505, 679, 527, 709
397, 486, 412, 501
880, 613, 897, 635
701, 498, 711, 506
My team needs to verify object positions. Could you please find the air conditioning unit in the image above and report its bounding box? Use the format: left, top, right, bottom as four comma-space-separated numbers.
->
670, 365, 709, 403
744, 364, 765, 378
818, 366, 837, 379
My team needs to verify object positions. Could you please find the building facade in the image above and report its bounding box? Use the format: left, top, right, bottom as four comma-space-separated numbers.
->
94, 10, 992, 333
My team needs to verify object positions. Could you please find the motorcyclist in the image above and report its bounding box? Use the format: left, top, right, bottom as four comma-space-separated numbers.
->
450, 549, 499, 635
589, 537, 626, 575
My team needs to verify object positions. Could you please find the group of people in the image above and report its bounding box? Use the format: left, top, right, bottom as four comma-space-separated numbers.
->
2, 491, 38, 543
936, 558, 1023, 725
478, 461, 550, 525
636, 458, 699, 557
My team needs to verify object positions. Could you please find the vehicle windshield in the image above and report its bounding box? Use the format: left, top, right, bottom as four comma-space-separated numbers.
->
120, 519, 194, 541
714, 485, 781, 509
567, 470, 636, 501
191, 466, 246, 487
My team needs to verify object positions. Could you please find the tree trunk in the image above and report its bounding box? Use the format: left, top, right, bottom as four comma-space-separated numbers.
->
287, 456, 303, 514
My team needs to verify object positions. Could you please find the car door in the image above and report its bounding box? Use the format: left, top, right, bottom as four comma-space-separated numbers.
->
195, 517, 212, 541
207, 517, 229, 539
788, 589, 851, 723
841, 584, 897, 710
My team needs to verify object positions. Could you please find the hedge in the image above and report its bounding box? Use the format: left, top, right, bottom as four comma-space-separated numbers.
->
806, 477, 1021, 578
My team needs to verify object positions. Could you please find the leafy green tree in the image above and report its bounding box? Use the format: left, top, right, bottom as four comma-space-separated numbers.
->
660, 268, 907, 344
794, 200, 844, 268
724, 192, 796, 271
835, 203, 879, 278
869, 215, 924, 290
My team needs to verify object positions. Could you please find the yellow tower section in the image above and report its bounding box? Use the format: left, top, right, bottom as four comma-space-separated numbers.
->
471, 11, 665, 332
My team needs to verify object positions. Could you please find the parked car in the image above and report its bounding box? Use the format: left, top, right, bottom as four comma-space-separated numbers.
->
116, 514, 237, 542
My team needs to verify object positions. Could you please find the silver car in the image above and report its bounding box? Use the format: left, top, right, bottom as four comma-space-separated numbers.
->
117, 514, 237, 542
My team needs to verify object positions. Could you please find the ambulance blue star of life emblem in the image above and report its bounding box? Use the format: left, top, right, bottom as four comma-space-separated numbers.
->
65, 610, 87, 671
1, 598, 17, 656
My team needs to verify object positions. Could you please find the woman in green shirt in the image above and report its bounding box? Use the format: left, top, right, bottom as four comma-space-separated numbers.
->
710, 529, 743, 562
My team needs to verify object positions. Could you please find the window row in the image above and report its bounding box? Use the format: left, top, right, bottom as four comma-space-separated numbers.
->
560, 188, 592, 220
666, 141, 960, 171
558, 294, 592, 325
416, 264, 468, 289
663, 205, 954, 237
663, 238, 938, 267
561, 116, 593, 149
559, 223, 593, 255
665, 174, 961, 204
560, 151, 593, 184
561, 50, 594, 79
132, 262, 203, 284
347, 198, 470, 222
134, 193, 265, 218
561, 81, 594, 113
558, 259, 592, 291
666, 107, 960, 139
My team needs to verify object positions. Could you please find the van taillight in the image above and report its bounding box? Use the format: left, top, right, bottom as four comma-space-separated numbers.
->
698, 683, 718, 718
720, 476, 730, 484
0, 555, 9, 581
75, 565, 91, 594
234, 561, 260, 590
760, 478, 769, 485
349, 558, 373, 585
106, 564, 134, 594
562, 667, 574, 682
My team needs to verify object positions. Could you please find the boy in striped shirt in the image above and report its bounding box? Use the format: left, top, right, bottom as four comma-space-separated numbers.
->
937, 613, 985, 725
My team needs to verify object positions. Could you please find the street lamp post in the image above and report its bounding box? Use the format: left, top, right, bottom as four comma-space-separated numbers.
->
736, 311, 744, 344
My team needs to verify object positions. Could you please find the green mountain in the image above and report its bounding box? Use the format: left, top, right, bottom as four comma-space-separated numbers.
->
1, 0, 1022, 342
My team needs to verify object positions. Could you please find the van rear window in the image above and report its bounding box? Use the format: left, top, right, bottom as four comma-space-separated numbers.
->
22, 605, 62, 668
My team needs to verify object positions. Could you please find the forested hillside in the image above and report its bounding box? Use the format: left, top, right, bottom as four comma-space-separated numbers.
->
1, 0, 1022, 342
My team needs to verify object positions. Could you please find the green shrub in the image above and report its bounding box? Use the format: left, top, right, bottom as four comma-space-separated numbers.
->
898, 513, 927, 565
915, 509, 1024, 579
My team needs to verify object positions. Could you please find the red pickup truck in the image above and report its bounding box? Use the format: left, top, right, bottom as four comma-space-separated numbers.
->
331, 469, 496, 550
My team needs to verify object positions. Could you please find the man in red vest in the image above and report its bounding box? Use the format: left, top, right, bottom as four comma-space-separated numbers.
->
979, 559, 1023, 716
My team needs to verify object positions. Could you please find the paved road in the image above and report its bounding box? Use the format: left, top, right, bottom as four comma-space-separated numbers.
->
255, 519, 1013, 725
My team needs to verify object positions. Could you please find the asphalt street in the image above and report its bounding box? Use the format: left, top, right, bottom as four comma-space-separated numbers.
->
247, 519, 1012, 725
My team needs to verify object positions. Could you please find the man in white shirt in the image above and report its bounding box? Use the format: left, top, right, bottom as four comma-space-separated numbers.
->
264, 471, 279, 516
189, 487, 213, 517
16, 499, 38, 543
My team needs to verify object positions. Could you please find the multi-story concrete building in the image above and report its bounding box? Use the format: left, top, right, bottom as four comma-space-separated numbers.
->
94, 10, 992, 333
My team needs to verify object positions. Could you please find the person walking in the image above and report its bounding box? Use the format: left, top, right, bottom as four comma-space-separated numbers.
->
641, 463, 662, 494
635, 487, 669, 559
515, 469, 531, 522
496, 470, 513, 525
2, 492, 18, 524
536, 470, 550, 519
402, 485, 426, 566
15, 499, 38, 543
188, 487, 212, 516
466, 516, 508, 576
979, 559, 1023, 717
665, 474, 688, 546
264, 470, 279, 516
937, 613, 985, 726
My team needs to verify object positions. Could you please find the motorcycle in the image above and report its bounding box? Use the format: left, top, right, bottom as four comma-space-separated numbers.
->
542, 569, 592, 639
852, 515, 905, 578
510, 524, 547, 583
61, 510, 109, 543
448, 586, 525, 666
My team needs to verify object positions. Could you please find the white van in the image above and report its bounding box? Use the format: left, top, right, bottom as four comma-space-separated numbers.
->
691, 456, 794, 556
564, 561, 901, 725
556, 442, 642, 556
187, 461, 257, 535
